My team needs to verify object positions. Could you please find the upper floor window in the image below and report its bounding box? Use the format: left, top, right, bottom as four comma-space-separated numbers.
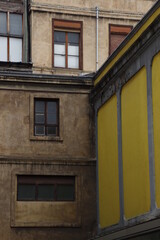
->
53, 20, 83, 70
34, 99, 59, 137
109, 24, 132, 55
0, 12, 23, 62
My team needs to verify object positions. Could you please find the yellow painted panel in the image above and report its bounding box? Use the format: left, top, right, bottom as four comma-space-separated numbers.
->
152, 52, 160, 208
121, 67, 150, 219
95, 8, 160, 85
98, 95, 120, 228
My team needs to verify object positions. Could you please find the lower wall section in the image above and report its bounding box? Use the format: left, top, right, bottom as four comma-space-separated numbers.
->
0, 158, 96, 240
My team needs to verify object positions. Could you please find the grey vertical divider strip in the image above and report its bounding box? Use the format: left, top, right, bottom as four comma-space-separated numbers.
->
95, 107, 100, 233
116, 88, 124, 225
146, 60, 156, 211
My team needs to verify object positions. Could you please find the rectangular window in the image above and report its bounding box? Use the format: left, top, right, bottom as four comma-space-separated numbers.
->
53, 20, 83, 69
17, 175, 75, 202
34, 99, 59, 136
0, 12, 23, 62
109, 24, 132, 55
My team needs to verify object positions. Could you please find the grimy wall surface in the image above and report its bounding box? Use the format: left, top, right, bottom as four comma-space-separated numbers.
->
91, 1, 160, 239
29, 0, 156, 75
0, 71, 96, 240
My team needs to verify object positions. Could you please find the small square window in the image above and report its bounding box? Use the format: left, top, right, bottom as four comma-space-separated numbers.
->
109, 24, 132, 55
34, 99, 59, 137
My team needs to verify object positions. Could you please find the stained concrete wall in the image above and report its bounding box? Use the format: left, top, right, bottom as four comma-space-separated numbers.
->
0, 90, 92, 159
30, 0, 156, 75
0, 72, 96, 240
0, 161, 96, 240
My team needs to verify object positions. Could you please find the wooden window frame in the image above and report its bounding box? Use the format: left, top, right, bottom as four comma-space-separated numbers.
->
109, 24, 132, 55
52, 19, 83, 70
34, 98, 59, 137
0, 11, 23, 62
17, 175, 75, 202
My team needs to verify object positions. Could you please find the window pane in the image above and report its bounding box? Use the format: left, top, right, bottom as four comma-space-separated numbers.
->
68, 45, 79, 56
68, 56, 79, 69
54, 44, 65, 55
9, 38, 22, 62
57, 184, 75, 201
54, 55, 65, 67
35, 126, 45, 135
0, 37, 7, 61
68, 33, 79, 44
38, 184, 54, 201
54, 31, 65, 43
10, 14, 22, 35
0, 12, 7, 34
35, 101, 45, 113
47, 126, 57, 136
18, 184, 36, 201
47, 102, 57, 124
35, 113, 45, 124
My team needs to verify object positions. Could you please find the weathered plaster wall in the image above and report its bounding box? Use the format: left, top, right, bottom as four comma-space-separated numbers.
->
0, 161, 96, 240
30, 0, 156, 75
0, 89, 92, 159
31, 0, 156, 13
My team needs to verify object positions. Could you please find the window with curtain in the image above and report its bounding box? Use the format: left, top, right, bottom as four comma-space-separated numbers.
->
0, 12, 23, 62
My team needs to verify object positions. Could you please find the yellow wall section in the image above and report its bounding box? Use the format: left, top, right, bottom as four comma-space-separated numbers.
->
98, 95, 120, 228
95, 9, 160, 85
152, 52, 160, 208
121, 67, 150, 219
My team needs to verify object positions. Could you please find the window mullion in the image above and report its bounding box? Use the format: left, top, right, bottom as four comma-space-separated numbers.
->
7, 12, 9, 61
45, 101, 47, 136
66, 33, 68, 68
35, 183, 38, 201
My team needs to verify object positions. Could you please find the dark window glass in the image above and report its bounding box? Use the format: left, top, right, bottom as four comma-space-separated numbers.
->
68, 33, 79, 44
18, 184, 36, 201
38, 184, 55, 201
57, 184, 75, 201
35, 101, 45, 113
17, 175, 75, 202
0, 12, 7, 34
47, 102, 57, 124
10, 14, 22, 35
35, 126, 45, 135
34, 99, 59, 136
35, 114, 45, 124
47, 126, 57, 136
54, 31, 65, 43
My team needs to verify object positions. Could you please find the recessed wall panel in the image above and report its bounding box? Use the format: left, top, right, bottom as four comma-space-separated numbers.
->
121, 67, 150, 219
98, 95, 120, 228
152, 52, 160, 208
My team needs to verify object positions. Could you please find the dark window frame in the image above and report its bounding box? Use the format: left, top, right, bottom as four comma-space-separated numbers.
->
17, 175, 75, 202
34, 98, 59, 137
0, 11, 23, 62
52, 19, 83, 70
109, 24, 132, 55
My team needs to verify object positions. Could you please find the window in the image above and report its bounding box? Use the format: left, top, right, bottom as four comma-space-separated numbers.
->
0, 12, 23, 62
53, 20, 83, 69
34, 99, 59, 136
17, 175, 75, 202
109, 24, 132, 55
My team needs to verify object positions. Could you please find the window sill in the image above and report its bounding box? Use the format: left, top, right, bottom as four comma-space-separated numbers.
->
30, 136, 63, 142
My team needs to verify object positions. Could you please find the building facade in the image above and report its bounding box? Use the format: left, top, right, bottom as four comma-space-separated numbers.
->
0, 0, 157, 239
91, 1, 160, 239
